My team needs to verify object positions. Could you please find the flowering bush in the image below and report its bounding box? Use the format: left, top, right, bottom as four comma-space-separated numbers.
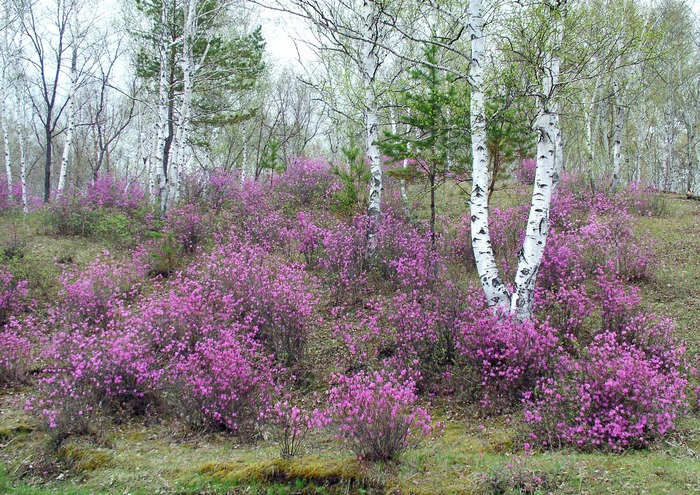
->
33, 318, 162, 443
0, 179, 14, 213
524, 331, 687, 451
81, 175, 145, 212
165, 203, 212, 254
0, 266, 29, 326
168, 325, 277, 436
316, 216, 368, 303
57, 253, 140, 327
0, 320, 33, 388
375, 213, 440, 292
387, 285, 467, 390
198, 240, 318, 367
325, 370, 433, 461
271, 398, 326, 458
458, 309, 560, 410
274, 157, 341, 209
45, 177, 151, 244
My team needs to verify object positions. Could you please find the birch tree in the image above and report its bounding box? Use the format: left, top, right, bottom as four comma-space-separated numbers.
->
56, 46, 77, 194
270, 0, 397, 250
134, 0, 264, 210
467, 0, 567, 320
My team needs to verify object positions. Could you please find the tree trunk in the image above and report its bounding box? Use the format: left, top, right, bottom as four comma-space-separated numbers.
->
549, 6, 564, 192
509, 1, 565, 321
44, 124, 52, 202
153, 2, 170, 210
363, 0, 382, 253
510, 109, 556, 320
468, 0, 510, 309
1, 111, 10, 193
14, 103, 27, 213
612, 59, 623, 189
170, 0, 197, 207
57, 47, 78, 195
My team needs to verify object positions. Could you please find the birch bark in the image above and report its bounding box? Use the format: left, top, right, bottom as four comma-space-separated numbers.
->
363, 0, 382, 253
612, 56, 623, 189
14, 102, 27, 213
509, 2, 565, 320
1, 76, 10, 191
57, 47, 78, 195
170, 0, 201, 206
468, 0, 510, 309
154, 2, 170, 210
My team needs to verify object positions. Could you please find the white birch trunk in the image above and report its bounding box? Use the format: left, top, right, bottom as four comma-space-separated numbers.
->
154, 2, 170, 211
148, 129, 157, 201
169, 0, 197, 207
1, 107, 10, 192
585, 73, 601, 168
57, 47, 78, 195
1, 76, 10, 192
509, 2, 565, 320
468, 0, 510, 309
510, 109, 556, 320
612, 99, 624, 188
612, 54, 623, 189
363, 0, 382, 252
549, 4, 564, 191
14, 103, 27, 213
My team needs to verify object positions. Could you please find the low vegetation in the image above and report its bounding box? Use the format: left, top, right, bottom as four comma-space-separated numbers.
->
1, 160, 699, 494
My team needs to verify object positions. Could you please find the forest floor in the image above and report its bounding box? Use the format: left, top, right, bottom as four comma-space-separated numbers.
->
1, 191, 700, 494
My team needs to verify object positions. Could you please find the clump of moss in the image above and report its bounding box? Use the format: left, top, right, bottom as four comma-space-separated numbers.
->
200, 456, 370, 489
57, 439, 112, 473
0, 424, 33, 441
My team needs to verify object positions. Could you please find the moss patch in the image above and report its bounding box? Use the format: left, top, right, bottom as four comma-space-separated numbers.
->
200, 456, 371, 489
56, 439, 112, 474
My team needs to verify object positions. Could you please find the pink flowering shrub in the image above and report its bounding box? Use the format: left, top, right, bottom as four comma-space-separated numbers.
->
165, 203, 212, 254
0, 320, 33, 388
46, 177, 151, 244
489, 205, 529, 276
374, 213, 440, 292
33, 318, 162, 443
614, 181, 668, 217
271, 398, 326, 458
0, 179, 14, 212
197, 240, 318, 366
524, 331, 687, 451
57, 253, 140, 327
274, 157, 341, 209
292, 211, 332, 267
443, 215, 476, 269
458, 308, 560, 410
0, 266, 29, 326
81, 175, 145, 212
386, 285, 468, 390
221, 181, 294, 251
168, 325, 277, 436
204, 169, 243, 211
316, 216, 368, 303
325, 370, 433, 461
